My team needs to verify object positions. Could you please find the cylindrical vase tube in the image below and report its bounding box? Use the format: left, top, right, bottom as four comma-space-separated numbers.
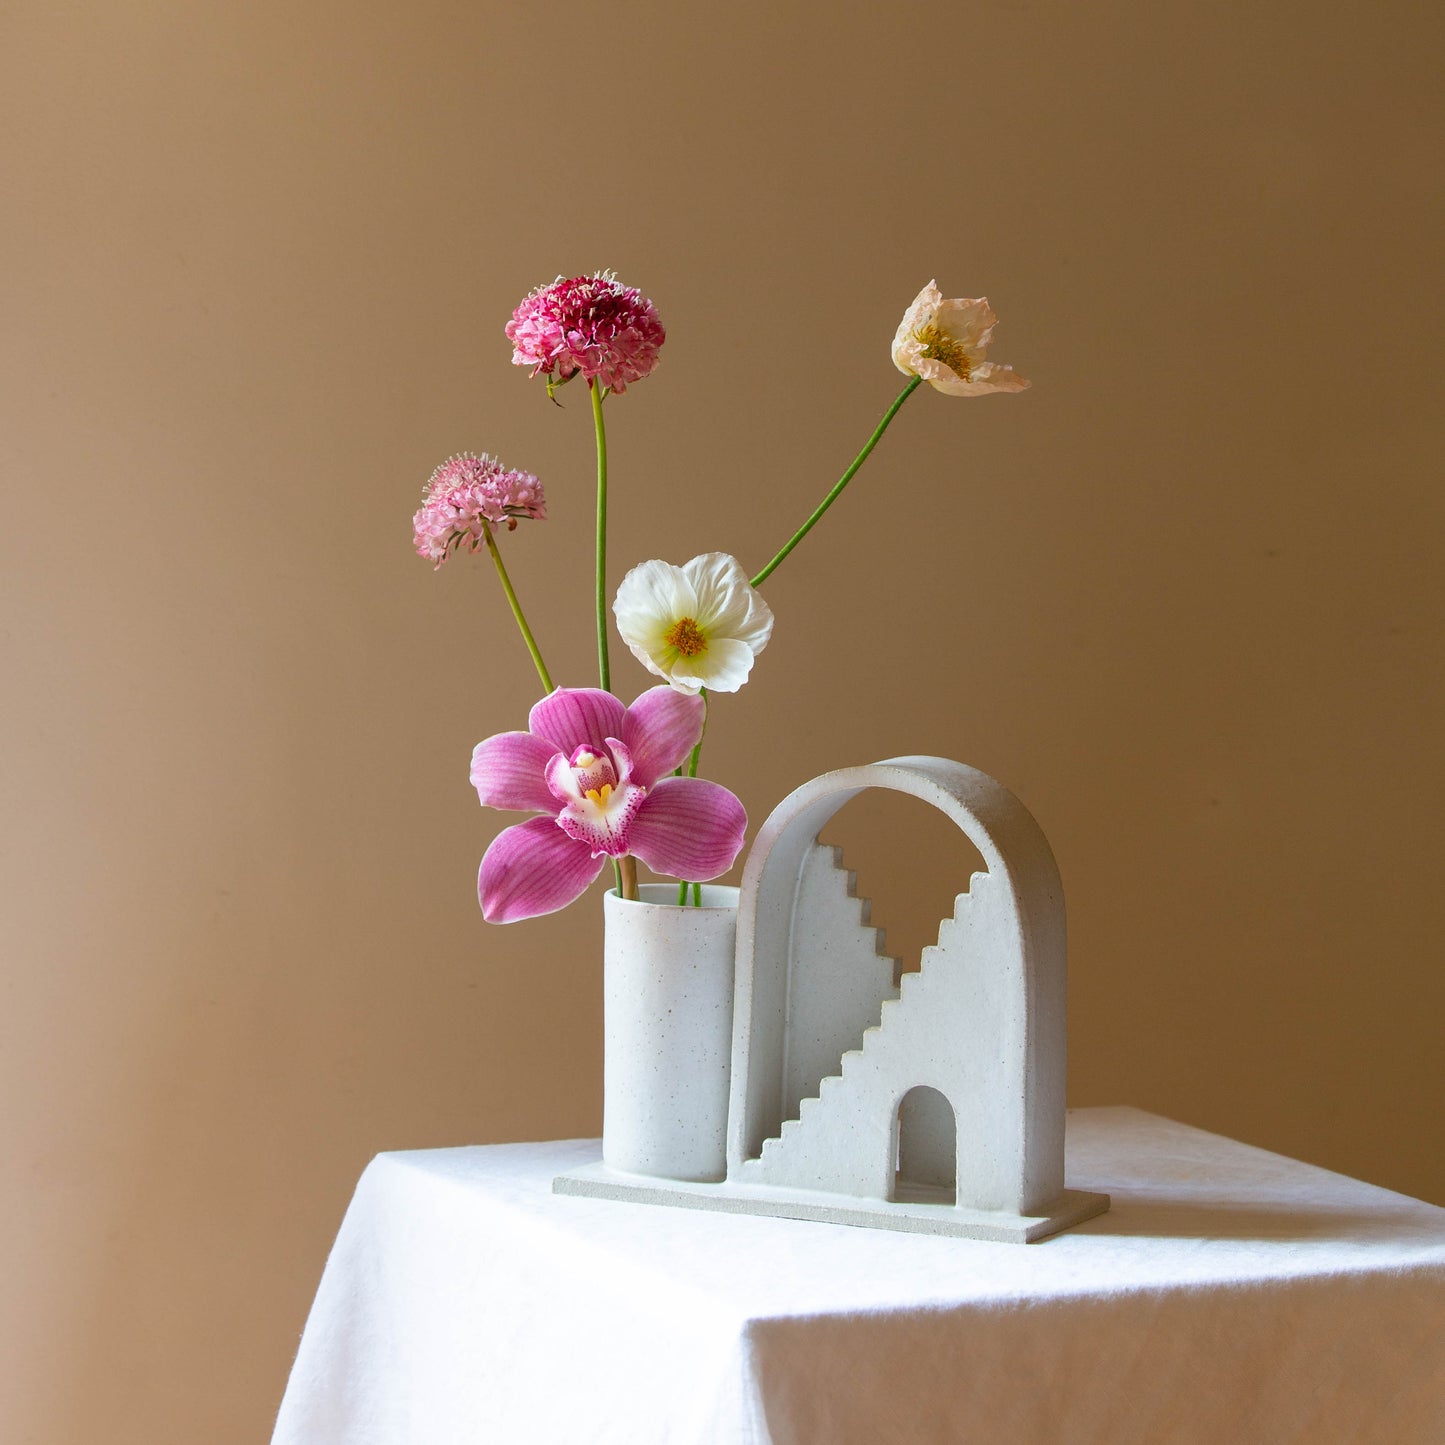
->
602, 883, 739, 1182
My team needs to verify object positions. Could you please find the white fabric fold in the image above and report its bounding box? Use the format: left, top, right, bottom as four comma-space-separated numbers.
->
272, 1108, 1445, 1444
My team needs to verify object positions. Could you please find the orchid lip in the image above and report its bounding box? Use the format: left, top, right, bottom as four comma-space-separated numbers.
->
555, 777, 646, 857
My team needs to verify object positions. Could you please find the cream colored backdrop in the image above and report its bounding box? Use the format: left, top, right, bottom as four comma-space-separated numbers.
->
3, 2, 1441, 1441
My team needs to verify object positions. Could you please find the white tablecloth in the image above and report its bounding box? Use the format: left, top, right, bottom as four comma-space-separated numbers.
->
271, 1108, 1445, 1444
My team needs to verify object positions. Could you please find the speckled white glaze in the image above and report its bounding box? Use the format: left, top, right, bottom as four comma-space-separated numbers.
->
601, 884, 739, 1182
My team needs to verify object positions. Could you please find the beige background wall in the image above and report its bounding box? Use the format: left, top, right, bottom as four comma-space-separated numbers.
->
3, 1, 1441, 1441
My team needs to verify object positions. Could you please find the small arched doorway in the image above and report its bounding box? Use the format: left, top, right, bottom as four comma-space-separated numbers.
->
892, 1085, 957, 1204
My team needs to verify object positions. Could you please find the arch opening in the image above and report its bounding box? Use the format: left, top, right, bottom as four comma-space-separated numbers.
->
892, 1085, 957, 1205
817, 787, 987, 988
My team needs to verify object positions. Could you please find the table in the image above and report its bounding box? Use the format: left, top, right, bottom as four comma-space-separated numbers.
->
271, 1108, 1445, 1443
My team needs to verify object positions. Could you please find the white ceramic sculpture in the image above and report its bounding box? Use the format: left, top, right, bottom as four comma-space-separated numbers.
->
555, 757, 1110, 1242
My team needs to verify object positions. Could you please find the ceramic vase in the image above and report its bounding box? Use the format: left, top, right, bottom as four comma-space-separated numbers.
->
601, 883, 739, 1182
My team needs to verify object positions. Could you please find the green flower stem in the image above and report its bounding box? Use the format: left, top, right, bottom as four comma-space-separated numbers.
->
618, 854, 638, 901
687, 691, 708, 777
590, 378, 611, 692
482, 522, 553, 694
750, 374, 923, 588
588, 381, 634, 899
678, 691, 709, 906
675, 379, 924, 903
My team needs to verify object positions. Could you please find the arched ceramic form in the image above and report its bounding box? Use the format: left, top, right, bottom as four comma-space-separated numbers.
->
555, 757, 1108, 1241
730, 756, 1070, 1217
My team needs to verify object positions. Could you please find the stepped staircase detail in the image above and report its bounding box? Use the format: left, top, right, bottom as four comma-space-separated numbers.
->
737, 872, 995, 1199
778, 842, 900, 1129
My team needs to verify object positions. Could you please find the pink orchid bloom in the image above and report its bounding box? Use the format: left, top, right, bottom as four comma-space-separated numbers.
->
471, 686, 747, 923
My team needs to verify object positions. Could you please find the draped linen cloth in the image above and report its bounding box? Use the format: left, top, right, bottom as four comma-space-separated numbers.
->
271, 1108, 1445, 1444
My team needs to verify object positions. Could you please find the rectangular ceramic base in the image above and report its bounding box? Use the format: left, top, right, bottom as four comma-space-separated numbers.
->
553, 1162, 1110, 1243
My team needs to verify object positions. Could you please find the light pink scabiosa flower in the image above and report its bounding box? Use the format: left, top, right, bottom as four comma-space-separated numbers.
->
412, 453, 546, 568
505, 271, 665, 393
471, 686, 746, 923
892, 281, 1031, 396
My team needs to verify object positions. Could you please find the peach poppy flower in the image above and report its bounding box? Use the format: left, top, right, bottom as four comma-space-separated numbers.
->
892, 281, 1030, 396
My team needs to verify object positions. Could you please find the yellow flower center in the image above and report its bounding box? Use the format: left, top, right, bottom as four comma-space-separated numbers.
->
915, 324, 972, 381
664, 616, 708, 657
584, 783, 613, 806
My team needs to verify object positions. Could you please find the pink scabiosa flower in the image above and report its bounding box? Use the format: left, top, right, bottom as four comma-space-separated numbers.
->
505, 271, 665, 393
892, 281, 1030, 396
412, 453, 546, 568
471, 687, 746, 923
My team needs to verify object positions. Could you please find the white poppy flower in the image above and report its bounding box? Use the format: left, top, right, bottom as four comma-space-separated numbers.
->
892, 280, 1030, 396
613, 552, 774, 695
